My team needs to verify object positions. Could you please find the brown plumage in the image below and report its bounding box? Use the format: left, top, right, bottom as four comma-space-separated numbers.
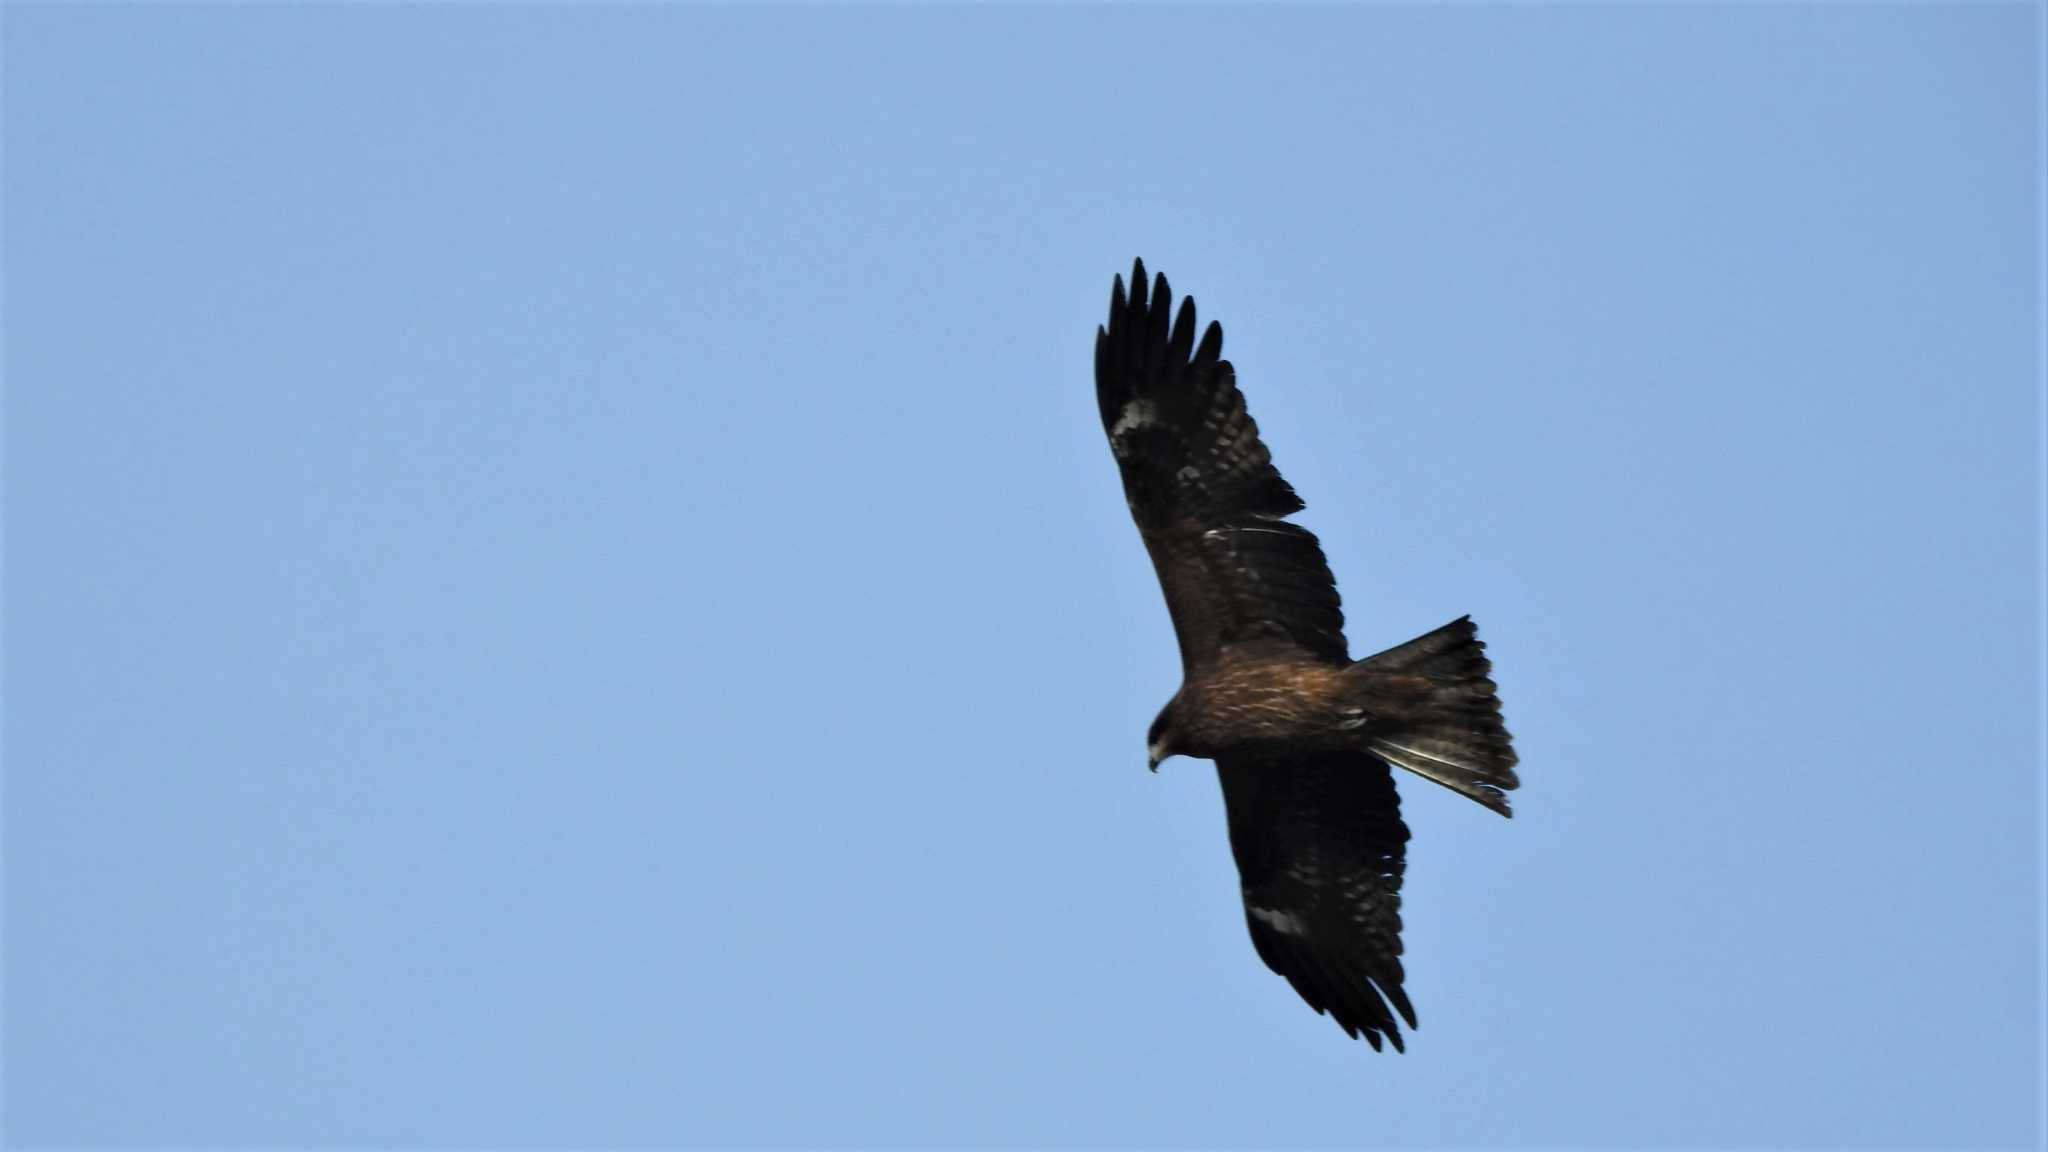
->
1096, 259, 1519, 1051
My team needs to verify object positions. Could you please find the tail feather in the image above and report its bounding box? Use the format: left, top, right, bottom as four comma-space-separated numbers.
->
1351, 616, 1519, 817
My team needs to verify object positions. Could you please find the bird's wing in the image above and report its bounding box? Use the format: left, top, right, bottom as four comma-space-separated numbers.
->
1095, 259, 1347, 669
1215, 751, 1416, 1051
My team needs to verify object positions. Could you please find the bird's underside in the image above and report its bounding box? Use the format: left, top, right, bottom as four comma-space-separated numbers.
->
1095, 259, 1519, 1051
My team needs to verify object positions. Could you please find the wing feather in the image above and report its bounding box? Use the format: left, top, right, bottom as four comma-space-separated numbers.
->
1096, 259, 1347, 667
1217, 751, 1415, 1051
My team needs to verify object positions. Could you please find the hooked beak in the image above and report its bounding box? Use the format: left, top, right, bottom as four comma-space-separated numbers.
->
1147, 755, 1160, 773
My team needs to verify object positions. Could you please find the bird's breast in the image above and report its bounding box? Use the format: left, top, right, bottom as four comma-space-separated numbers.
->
1178, 653, 1351, 757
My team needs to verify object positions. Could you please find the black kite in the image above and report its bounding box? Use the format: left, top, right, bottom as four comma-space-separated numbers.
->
1096, 259, 1519, 1051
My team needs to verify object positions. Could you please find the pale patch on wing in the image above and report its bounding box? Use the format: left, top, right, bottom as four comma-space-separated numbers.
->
1247, 905, 1307, 936
1108, 399, 1158, 459
1204, 524, 1296, 540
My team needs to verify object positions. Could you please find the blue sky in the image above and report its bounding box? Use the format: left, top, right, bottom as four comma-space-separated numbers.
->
5, 5, 2038, 1147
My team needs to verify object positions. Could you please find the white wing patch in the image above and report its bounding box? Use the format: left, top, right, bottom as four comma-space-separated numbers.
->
1248, 905, 1308, 936
1108, 399, 1158, 459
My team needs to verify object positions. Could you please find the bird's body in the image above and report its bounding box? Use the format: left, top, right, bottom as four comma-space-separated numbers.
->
1096, 260, 1519, 1052
1160, 645, 1396, 758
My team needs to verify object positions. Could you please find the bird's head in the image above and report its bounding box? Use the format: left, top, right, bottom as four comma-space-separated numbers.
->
1146, 700, 1181, 772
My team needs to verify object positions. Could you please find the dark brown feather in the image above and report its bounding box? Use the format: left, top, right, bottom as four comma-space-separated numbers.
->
1353, 616, 1521, 816
1217, 752, 1415, 1051
1096, 259, 1341, 667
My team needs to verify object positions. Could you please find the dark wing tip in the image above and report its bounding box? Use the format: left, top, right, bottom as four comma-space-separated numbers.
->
1247, 916, 1412, 1052
1388, 983, 1419, 1030
1103, 261, 1198, 375
1194, 319, 1223, 367
1168, 296, 1197, 363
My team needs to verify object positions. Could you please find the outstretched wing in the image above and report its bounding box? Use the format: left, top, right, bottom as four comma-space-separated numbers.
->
1216, 751, 1416, 1051
1095, 259, 1348, 668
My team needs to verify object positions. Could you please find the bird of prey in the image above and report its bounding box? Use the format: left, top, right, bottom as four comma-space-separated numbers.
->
1095, 259, 1519, 1051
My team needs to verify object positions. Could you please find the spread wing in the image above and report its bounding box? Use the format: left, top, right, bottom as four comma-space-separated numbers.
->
1095, 259, 1348, 669
1216, 751, 1416, 1051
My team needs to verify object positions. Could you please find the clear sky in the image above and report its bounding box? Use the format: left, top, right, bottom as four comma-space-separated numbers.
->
5, 5, 2038, 1147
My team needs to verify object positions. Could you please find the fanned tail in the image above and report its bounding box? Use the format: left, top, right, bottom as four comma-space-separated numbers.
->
1348, 616, 1519, 817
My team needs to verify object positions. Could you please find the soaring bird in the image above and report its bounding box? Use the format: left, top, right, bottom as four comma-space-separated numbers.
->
1096, 259, 1519, 1051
